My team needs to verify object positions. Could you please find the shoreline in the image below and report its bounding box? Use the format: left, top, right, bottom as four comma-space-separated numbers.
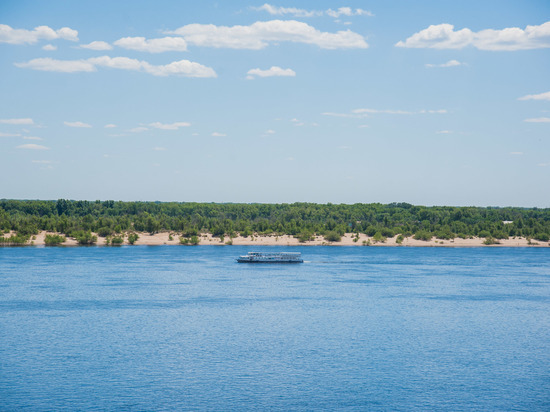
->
4, 231, 549, 247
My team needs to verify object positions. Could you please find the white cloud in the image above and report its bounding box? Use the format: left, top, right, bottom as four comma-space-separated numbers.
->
80, 41, 113, 51
16, 143, 49, 150
0, 118, 34, 125
353, 108, 447, 115
42, 44, 57, 51
114, 37, 188, 53
211, 132, 226, 137
247, 66, 296, 79
153, 146, 166, 151
0, 132, 21, 137
15, 58, 96, 73
265, 129, 276, 134
23, 136, 42, 140
104, 124, 117, 128
129, 127, 148, 133
64, 121, 91, 128
322, 112, 368, 118
149, 121, 191, 130
0, 24, 78, 44
524, 117, 550, 123
15, 56, 217, 77
252, 4, 373, 18
425, 59, 463, 68
167, 20, 368, 49
437, 130, 452, 134
396, 21, 550, 51
518, 91, 550, 101
326, 7, 373, 18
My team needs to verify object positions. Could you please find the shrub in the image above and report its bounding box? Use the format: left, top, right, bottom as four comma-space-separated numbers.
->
372, 232, 386, 243
396, 234, 404, 244
128, 233, 139, 245
110, 236, 124, 245
534, 233, 549, 242
73, 230, 97, 245
180, 235, 200, 245
44, 234, 66, 246
296, 231, 314, 243
483, 237, 500, 245
324, 231, 341, 242
414, 230, 432, 241
478, 230, 491, 238
96, 227, 113, 237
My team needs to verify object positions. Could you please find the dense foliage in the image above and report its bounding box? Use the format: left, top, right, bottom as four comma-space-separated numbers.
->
1, 199, 549, 242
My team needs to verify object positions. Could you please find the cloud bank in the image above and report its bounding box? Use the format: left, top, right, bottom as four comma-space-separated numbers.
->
0, 24, 78, 44
519, 91, 550, 101
396, 21, 550, 51
15, 56, 217, 77
247, 66, 296, 79
167, 20, 368, 49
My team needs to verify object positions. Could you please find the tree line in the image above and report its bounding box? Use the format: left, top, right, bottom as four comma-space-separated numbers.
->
1, 199, 549, 242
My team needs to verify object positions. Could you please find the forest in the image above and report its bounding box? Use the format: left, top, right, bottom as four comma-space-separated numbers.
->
1, 199, 549, 245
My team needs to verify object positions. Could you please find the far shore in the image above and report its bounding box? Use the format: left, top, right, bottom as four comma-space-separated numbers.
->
6, 231, 550, 247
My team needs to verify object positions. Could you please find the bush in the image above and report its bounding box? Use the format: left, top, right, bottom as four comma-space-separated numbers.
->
534, 233, 549, 242
324, 231, 341, 242
96, 227, 113, 237
128, 233, 139, 245
180, 235, 200, 245
44, 234, 66, 246
483, 237, 500, 245
414, 230, 432, 241
73, 230, 97, 245
110, 236, 124, 245
396, 234, 404, 244
478, 230, 491, 238
435, 230, 454, 240
372, 232, 386, 243
296, 231, 314, 243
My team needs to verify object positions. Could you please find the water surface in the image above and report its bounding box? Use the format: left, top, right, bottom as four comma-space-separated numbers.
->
1, 246, 549, 410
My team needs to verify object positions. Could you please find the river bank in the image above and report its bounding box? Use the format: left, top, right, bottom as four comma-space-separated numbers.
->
7, 231, 550, 247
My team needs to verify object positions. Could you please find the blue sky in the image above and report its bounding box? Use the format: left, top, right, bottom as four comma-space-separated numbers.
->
1, 0, 549, 206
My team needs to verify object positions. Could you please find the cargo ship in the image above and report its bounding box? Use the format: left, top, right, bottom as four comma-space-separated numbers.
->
236, 252, 303, 263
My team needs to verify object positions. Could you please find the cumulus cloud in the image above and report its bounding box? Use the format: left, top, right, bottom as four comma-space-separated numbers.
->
518, 91, 550, 101
211, 132, 226, 137
16, 143, 49, 150
246, 66, 296, 79
326, 7, 373, 18
167, 20, 368, 49
524, 117, 550, 123
80, 41, 113, 50
149, 121, 191, 130
425, 59, 464, 68
15, 56, 217, 77
129, 127, 148, 133
114, 36, 188, 53
64, 121, 91, 128
353, 108, 447, 115
42, 44, 57, 51
396, 21, 550, 51
15, 58, 96, 73
252, 4, 373, 18
0, 24, 78, 44
0, 118, 34, 124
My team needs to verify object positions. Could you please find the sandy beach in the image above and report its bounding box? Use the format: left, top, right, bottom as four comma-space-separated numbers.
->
13, 231, 550, 247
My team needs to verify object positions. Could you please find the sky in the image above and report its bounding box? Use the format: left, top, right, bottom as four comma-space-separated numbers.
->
0, 0, 549, 206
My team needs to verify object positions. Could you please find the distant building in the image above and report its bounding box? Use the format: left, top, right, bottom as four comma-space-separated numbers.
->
503, 221, 514, 224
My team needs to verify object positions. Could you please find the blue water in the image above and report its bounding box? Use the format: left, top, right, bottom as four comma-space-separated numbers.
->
1, 246, 549, 411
